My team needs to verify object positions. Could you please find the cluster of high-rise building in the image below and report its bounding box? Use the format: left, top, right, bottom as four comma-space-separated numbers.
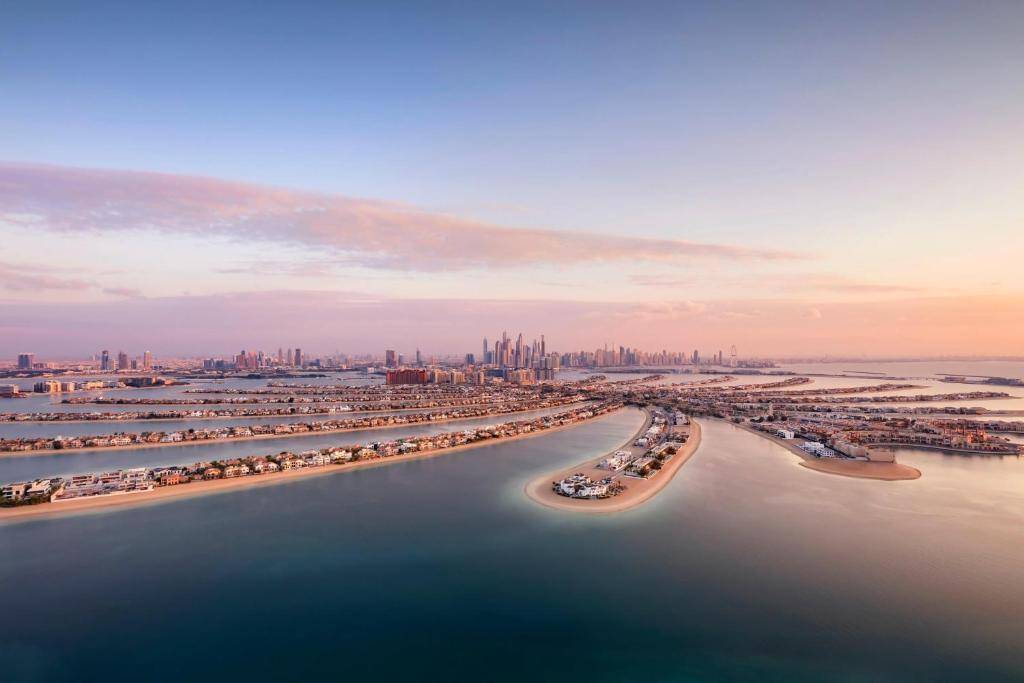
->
97, 349, 153, 372
378, 333, 752, 386
557, 345, 739, 368
203, 346, 304, 371
383, 348, 439, 369
475, 335, 744, 370
481, 332, 556, 371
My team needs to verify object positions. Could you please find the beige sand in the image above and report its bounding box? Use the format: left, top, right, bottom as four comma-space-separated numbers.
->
799, 458, 921, 480
729, 420, 921, 481
0, 409, 622, 524
524, 415, 703, 514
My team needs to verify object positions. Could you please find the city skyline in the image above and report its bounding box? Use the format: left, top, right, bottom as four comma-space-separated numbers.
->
3, 336, 740, 368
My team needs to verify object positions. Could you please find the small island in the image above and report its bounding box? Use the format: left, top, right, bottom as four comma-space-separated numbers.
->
525, 407, 703, 513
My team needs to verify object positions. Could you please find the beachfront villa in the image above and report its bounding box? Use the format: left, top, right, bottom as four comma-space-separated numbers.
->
553, 473, 614, 499
627, 456, 657, 477
51, 469, 154, 501
634, 422, 666, 448
1, 482, 28, 501
598, 450, 632, 471
799, 442, 837, 458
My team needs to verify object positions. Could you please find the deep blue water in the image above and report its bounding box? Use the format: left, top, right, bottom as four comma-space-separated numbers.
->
1, 409, 1023, 682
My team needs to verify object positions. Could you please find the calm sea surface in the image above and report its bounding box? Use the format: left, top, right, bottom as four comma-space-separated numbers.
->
1, 407, 1022, 682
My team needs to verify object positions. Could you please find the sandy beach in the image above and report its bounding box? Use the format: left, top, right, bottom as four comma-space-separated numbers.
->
0, 402, 589, 458
728, 420, 921, 481
524, 414, 704, 514
799, 458, 922, 480
0, 407, 623, 524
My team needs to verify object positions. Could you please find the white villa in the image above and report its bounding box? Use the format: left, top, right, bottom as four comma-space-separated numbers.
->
799, 441, 837, 458
598, 450, 632, 471
554, 473, 612, 499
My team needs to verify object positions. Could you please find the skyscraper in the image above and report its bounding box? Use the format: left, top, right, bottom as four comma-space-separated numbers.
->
142, 350, 152, 370
101, 350, 110, 372
117, 351, 129, 370
385, 349, 397, 368
294, 348, 302, 367
17, 353, 34, 370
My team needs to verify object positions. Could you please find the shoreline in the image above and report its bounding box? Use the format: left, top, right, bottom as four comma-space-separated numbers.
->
857, 442, 1020, 457
0, 403, 588, 458
0, 400, 542, 425
524, 412, 704, 514
726, 419, 921, 481
0, 408, 623, 524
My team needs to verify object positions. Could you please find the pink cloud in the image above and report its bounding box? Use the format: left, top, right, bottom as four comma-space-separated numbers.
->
101, 286, 145, 298
630, 272, 928, 296
629, 274, 699, 288
0, 261, 95, 292
780, 274, 926, 294
0, 162, 806, 271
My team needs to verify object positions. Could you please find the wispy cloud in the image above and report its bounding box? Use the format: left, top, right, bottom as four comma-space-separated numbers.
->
631, 271, 926, 296
0, 260, 143, 299
629, 274, 699, 288
101, 286, 145, 298
782, 275, 926, 294
0, 162, 806, 272
215, 260, 344, 278
0, 261, 95, 292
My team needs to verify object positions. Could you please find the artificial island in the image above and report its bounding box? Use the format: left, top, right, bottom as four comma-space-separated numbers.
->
2, 336, 1022, 521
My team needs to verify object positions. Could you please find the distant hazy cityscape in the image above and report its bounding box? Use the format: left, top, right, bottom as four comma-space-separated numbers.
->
5, 332, 772, 378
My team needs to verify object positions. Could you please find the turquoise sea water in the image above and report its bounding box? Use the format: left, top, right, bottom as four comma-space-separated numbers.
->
2, 408, 1023, 681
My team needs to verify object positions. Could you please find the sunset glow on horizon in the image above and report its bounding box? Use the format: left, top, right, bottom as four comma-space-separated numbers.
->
1, 1, 1022, 357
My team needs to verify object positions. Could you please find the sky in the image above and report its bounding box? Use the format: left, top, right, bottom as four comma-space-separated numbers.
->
1, 1, 1022, 358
